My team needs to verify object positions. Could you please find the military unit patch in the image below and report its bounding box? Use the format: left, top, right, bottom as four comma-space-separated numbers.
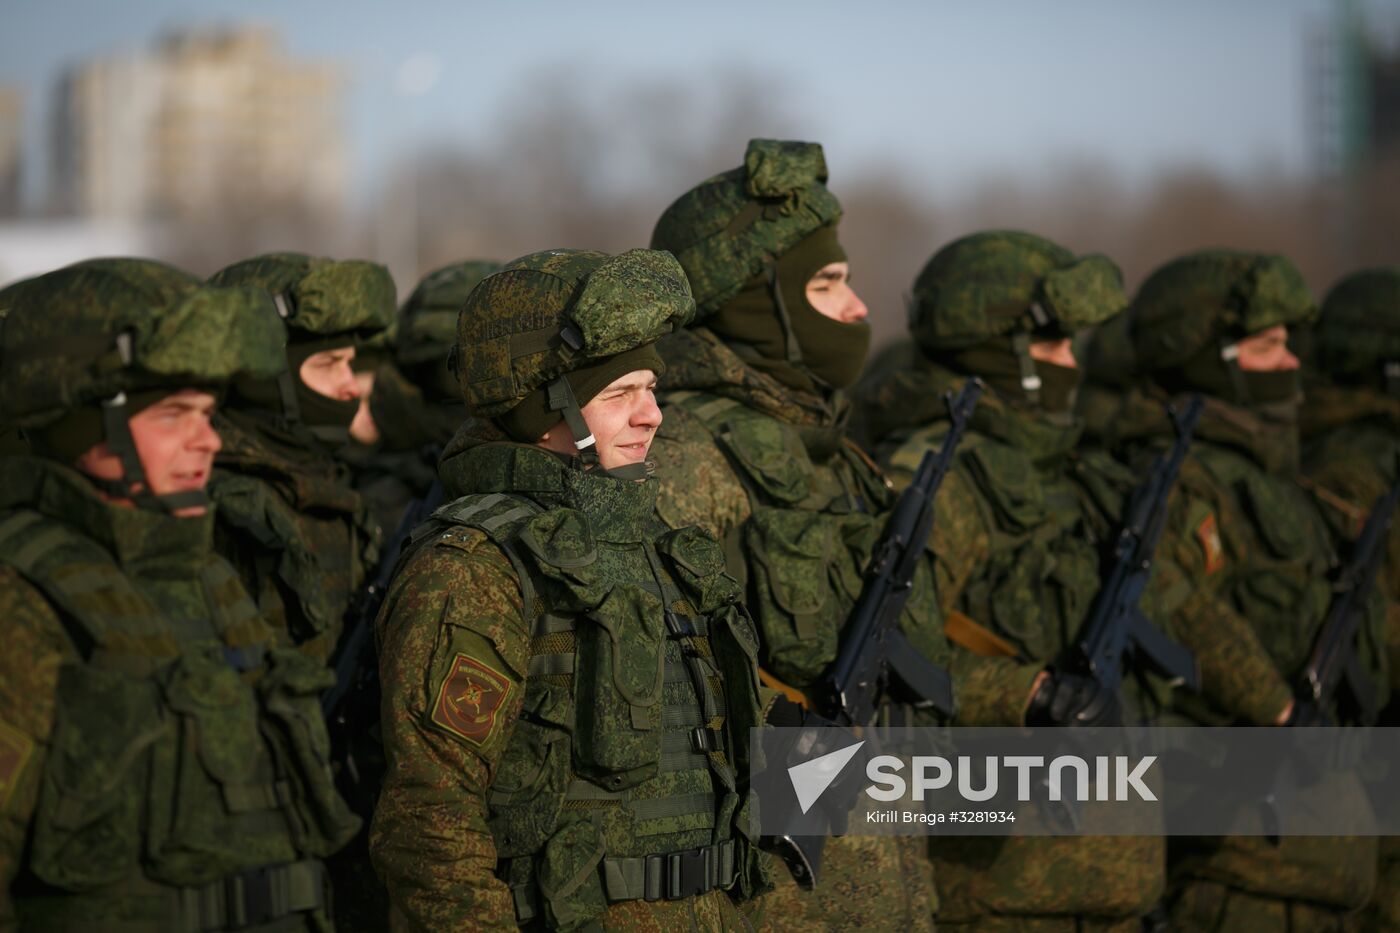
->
1195, 513, 1225, 575
431, 653, 513, 747
0, 719, 34, 810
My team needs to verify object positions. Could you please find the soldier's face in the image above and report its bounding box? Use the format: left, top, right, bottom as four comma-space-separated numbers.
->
805, 262, 869, 323
538, 369, 662, 470
1029, 338, 1077, 369
299, 346, 361, 400
75, 388, 222, 517
349, 370, 380, 444
1235, 325, 1300, 372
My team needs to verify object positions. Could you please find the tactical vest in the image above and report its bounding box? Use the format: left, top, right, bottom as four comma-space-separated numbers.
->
0, 508, 362, 933
662, 390, 943, 688
1192, 443, 1389, 713
209, 449, 378, 663
888, 426, 1125, 654
408, 480, 766, 929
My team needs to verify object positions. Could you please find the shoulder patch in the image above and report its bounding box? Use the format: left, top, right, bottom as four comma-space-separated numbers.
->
0, 719, 35, 810
1195, 513, 1225, 575
430, 653, 514, 747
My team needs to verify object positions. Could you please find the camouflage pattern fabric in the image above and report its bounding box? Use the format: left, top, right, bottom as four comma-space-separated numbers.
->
0, 258, 285, 429
371, 427, 767, 931
648, 326, 942, 932
209, 252, 396, 343
651, 139, 842, 319
856, 354, 1174, 926
0, 454, 358, 931
1130, 250, 1316, 372
1313, 266, 1400, 393
908, 231, 1126, 352
397, 259, 500, 368
453, 249, 693, 418
1118, 380, 1385, 921
1302, 280, 1400, 930
208, 410, 379, 663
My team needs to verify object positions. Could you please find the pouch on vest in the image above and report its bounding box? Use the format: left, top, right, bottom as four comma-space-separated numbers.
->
538, 820, 608, 931
257, 647, 363, 856
29, 664, 166, 891
716, 415, 814, 505
144, 646, 297, 886
962, 443, 1048, 533
744, 507, 873, 685
488, 710, 571, 859
574, 583, 667, 790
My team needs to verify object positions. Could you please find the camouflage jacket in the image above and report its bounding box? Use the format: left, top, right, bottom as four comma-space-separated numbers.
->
1122, 392, 1387, 910
1301, 383, 1400, 614
647, 326, 940, 933
370, 424, 767, 932
0, 456, 358, 931
209, 409, 380, 663
648, 326, 948, 688
858, 357, 1177, 921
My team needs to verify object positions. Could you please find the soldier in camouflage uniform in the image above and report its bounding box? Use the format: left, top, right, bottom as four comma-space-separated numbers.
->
1120, 250, 1387, 931
1300, 267, 1400, 932
0, 259, 361, 930
646, 139, 941, 931
205, 252, 394, 663
343, 260, 496, 537
853, 231, 1303, 930
371, 248, 769, 931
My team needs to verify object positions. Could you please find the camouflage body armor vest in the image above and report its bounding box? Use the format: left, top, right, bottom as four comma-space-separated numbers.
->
404, 454, 765, 928
1171, 440, 1385, 911
209, 415, 379, 663
879, 405, 1171, 922
661, 390, 943, 689
0, 461, 361, 932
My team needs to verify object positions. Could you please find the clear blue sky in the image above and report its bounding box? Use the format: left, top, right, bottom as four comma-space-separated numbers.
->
4, 0, 1399, 208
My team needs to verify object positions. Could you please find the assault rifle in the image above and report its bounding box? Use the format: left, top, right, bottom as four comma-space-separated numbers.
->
324, 480, 444, 806
1059, 395, 1204, 700
814, 378, 980, 725
1293, 460, 1400, 726
766, 381, 977, 889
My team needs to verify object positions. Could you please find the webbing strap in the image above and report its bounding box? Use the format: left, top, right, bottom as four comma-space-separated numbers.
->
547, 376, 598, 465
630, 791, 715, 823
601, 839, 736, 902
179, 858, 327, 932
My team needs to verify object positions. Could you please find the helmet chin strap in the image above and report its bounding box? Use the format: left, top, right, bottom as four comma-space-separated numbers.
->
547, 375, 598, 467
95, 392, 209, 515
1219, 339, 1253, 406
544, 374, 651, 481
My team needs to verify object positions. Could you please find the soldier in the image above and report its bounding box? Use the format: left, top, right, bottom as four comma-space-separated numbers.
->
646, 139, 940, 930
371, 248, 769, 930
1300, 267, 1400, 931
206, 252, 394, 663
1121, 250, 1386, 931
344, 260, 496, 536
0, 259, 361, 930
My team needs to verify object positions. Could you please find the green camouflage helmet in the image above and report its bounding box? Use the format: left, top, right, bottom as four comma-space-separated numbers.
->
455, 248, 693, 419
1315, 267, 1400, 391
399, 259, 500, 367
910, 230, 1126, 354
209, 251, 396, 343
0, 258, 285, 429
1130, 249, 1316, 371
650, 138, 842, 318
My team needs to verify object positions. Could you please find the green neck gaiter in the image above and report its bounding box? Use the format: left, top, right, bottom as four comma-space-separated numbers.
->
708, 225, 871, 392
948, 340, 1084, 419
